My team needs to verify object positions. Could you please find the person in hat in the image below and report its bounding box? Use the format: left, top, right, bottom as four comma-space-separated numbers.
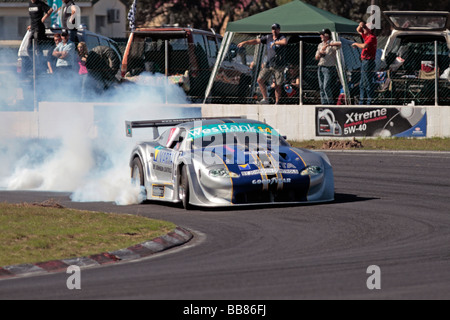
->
352, 22, 378, 105
52, 30, 76, 77
238, 23, 287, 104
315, 28, 341, 105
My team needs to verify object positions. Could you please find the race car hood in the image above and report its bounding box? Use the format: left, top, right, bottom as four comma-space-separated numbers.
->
197, 143, 313, 204
200, 143, 309, 176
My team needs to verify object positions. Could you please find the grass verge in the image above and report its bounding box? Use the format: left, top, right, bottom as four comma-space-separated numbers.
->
0, 201, 176, 267
289, 137, 450, 151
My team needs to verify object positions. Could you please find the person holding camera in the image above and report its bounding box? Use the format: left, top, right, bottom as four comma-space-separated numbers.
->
352, 22, 378, 105
315, 28, 341, 105
238, 23, 287, 104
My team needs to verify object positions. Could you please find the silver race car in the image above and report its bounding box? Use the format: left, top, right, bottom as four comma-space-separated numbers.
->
126, 117, 334, 209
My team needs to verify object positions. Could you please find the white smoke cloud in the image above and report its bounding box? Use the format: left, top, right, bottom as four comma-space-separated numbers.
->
0, 68, 200, 205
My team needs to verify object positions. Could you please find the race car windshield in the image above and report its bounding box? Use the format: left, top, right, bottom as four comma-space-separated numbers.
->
188, 123, 289, 150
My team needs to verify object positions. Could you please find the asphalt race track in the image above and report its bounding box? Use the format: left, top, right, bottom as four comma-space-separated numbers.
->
1, 151, 450, 300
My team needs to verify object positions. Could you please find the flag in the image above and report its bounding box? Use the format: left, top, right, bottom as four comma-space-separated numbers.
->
127, 0, 137, 31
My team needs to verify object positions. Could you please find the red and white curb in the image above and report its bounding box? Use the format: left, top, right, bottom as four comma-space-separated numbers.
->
0, 227, 192, 279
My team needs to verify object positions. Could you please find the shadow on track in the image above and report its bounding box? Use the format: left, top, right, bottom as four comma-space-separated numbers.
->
141, 192, 377, 212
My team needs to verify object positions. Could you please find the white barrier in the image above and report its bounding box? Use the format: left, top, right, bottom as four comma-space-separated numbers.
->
0, 102, 449, 140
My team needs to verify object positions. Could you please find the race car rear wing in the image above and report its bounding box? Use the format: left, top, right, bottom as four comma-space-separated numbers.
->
125, 116, 246, 138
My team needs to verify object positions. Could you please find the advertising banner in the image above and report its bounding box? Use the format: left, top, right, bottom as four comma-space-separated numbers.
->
316, 107, 427, 137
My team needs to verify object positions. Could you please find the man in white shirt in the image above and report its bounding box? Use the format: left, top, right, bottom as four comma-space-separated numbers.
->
53, 30, 76, 75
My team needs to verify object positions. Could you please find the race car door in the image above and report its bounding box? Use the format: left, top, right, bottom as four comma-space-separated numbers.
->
152, 127, 185, 183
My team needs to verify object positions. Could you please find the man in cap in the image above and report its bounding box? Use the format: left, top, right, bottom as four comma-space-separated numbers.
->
315, 28, 341, 105
352, 22, 378, 105
238, 23, 287, 104
52, 30, 76, 77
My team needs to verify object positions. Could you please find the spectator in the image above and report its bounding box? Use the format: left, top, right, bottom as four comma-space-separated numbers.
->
47, 33, 62, 74
315, 28, 341, 105
28, 0, 53, 42
53, 30, 76, 77
284, 64, 300, 97
27, 0, 53, 72
238, 23, 287, 104
77, 42, 89, 100
352, 22, 378, 105
61, 0, 78, 42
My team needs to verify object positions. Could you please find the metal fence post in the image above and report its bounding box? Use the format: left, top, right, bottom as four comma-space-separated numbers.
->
299, 41, 303, 106
165, 39, 169, 103
435, 40, 439, 106
32, 37, 37, 112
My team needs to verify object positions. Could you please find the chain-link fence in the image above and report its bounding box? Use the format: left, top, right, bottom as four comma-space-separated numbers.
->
205, 33, 450, 106
5, 33, 450, 108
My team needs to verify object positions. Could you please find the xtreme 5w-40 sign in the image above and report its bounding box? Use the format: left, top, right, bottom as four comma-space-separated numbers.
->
316, 107, 427, 137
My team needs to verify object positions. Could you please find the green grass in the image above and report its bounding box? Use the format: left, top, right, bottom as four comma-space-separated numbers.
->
289, 137, 450, 151
0, 202, 176, 267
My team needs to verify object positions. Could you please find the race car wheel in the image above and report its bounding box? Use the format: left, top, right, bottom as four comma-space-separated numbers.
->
131, 157, 146, 202
179, 165, 191, 210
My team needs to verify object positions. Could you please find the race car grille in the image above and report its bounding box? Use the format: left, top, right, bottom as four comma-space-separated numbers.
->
233, 189, 307, 204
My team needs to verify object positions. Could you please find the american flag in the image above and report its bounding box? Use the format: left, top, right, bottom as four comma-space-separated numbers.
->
127, 0, 137, 31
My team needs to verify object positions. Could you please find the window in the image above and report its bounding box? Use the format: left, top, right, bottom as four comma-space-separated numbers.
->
84, 34, 100, 50
18, 17, 29, 39
170, 38, 188, 51
99, 37, 110, 47
193, 33, 207, 53
207, 37, 218, 58
95, 16, 106, 34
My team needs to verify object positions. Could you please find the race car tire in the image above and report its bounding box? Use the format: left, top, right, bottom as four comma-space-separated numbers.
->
131, 157, 146, 202
179, 165, 191, 210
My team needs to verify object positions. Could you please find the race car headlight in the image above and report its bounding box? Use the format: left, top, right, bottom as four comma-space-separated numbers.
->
209, 168, 239, 178
301, 166, 323, 176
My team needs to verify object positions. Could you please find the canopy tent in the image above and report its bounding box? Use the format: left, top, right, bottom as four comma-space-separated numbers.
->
204, 0, 359, 104
227, 0, 359, 34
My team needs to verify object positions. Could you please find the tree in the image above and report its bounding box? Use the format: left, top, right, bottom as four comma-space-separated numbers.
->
124, 0, 450, 35
124, 0, 279, 34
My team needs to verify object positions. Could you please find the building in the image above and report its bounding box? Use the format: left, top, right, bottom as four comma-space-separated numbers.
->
0, 0, 127, 40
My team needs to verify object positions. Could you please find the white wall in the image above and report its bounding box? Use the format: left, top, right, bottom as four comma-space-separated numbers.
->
0, 103, 449, 140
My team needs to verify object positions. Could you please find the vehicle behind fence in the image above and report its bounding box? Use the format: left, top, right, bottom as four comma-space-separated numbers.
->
13, 26, 122, 108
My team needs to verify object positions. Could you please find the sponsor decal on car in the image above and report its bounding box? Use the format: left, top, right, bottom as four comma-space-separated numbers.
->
238, 164, 252, 171
241, 169, 299, 176
152, 185, 165, 198
252, 177, 292, 185
154, 146, 174, 164
187, 123, 280, 140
